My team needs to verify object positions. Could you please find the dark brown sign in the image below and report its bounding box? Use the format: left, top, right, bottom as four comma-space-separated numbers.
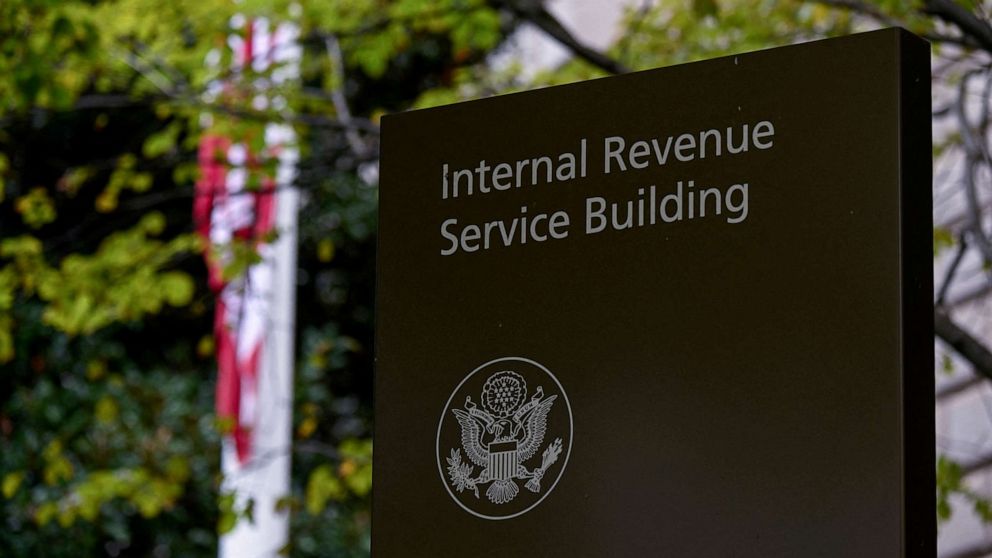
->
375, 28, 933, 556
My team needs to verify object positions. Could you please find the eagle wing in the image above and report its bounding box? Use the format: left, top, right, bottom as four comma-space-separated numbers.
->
516, 395, 557, 462
451, 408, 489, 466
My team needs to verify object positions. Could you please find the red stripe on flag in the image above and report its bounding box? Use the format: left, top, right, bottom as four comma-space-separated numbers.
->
198, 16, 285, 466
195, 134, 232, 292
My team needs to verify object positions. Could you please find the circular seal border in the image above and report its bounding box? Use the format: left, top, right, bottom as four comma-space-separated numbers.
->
435, 356, 573, 521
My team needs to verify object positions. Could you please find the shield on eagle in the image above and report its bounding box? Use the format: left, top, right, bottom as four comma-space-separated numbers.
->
489, 440, 518, 482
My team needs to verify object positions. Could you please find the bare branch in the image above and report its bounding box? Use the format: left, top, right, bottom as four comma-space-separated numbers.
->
175, 95, 378, 135
72, 94, 147, 110
324, 35, 373, 159
294, 440, 343, 460
936, 373, 983, 401
955, 70, 992, 263
980, 70, 992, 133
814, 0, 983, 48
923, 33, 985, 50
934, 307, 992, 382
112, 47, 182, 97
937, 234, 968, 305
923, 0, 992, 53
814, 0, 901, 26
499, 0, 631, 75
944, 539, 992, 558
106, 36, 382, 140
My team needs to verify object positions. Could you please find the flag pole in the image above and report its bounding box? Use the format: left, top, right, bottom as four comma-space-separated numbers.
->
218, 171, 298, 558
214, 15, 301, 558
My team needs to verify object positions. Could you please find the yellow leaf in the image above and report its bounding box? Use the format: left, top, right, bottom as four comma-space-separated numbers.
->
317, 239, 335, 263
305, 465, 344, 514
2, 471, 24, 498
14, 188, 57, 228
43, 458, 74, 486
139, 211, 166, 235
297, 416, 317, 439
42, 440, 74, 485
57, 507, 76, 527
196, 335, 215, 358
159, 272, 194, 306
215, 416, 236, 435
86, 359, 107, 380
95, 396, 118, 424
338, 458, 357, 478
0, 318, 13, 363
43, 439, 63, 460
35, 502, 58, 526
95, 190, 117, 212
344, 463, 372, 496
165, 457, 190, 483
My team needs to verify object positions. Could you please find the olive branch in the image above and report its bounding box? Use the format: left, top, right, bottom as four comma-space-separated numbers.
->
446, 449, 480, 498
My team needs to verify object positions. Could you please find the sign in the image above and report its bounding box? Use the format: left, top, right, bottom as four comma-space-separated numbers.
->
374, 28, 933, 556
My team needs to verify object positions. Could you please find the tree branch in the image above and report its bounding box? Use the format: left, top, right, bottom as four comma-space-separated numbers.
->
190, 97, 381, 135
72, 94, 147, 110
944, 539, 992, 558
937, 234, 968, 305
955, 70, 992, 263
814, 0, 983, 48
935, 307, 992, 382
814, 0, 901, 26
936, 373, 983, 401
499, 0, 631, 75
923, 0, 992, 53
324, 35, 373, 159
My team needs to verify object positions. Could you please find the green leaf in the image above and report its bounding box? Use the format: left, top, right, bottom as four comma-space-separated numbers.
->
692, 0, 719, 18
165, 457, 191, 483
305, 465, 345, 514
160, 272, 194, 306
941, 353, 954, 375
142, 122, 182, 158
343, 463, 372, 497
139, 211, 166, 235
937, 455, 963, 491
14, 187, 57, 229
934, 227, 954, 256
35, 502, 59, 526
975, 498, 992, 522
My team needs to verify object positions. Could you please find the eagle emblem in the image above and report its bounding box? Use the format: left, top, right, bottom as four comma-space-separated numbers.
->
443, 367, 567, 507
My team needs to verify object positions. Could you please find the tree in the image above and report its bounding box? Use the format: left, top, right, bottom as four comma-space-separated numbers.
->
2, 0, 992, 556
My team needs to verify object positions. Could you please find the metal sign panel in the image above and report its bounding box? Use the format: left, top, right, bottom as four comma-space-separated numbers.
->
375, 28, 933, 556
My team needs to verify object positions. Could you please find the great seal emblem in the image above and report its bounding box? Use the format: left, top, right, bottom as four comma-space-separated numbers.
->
436, 357, 572, 520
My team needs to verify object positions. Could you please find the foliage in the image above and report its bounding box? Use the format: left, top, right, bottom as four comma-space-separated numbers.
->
0, 0, 518, 553
617, 0, 857, 68
937, 455, 992, 524
1, 335, 219, 556
3, 0, 992, 555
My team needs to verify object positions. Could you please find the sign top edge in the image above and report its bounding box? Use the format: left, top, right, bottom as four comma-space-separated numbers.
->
380, 27, 926, 127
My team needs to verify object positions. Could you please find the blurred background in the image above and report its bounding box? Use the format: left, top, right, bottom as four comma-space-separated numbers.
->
2, 0, 992, 556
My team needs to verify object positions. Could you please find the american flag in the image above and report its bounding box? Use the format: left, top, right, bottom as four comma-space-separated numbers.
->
195, 14, 300, 558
